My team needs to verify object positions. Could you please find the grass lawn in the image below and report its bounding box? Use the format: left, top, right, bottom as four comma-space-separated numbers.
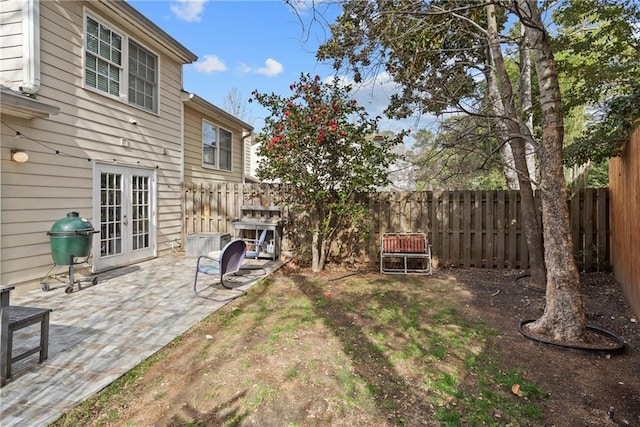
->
52, 265, 549, 426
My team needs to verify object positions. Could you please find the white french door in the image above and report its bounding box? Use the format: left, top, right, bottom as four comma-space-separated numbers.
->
92, 163, 156, 271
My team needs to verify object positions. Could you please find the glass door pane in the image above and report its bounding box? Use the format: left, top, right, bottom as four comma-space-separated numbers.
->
100, 172, 123, 256
131, 175, 150, 251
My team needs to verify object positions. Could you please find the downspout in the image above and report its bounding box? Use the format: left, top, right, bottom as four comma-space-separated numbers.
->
20, 0, 40, 95
242, 132, 252, 184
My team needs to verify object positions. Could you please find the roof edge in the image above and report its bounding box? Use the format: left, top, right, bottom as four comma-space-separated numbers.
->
104, 1, 198, 64
182, 92, 254, 131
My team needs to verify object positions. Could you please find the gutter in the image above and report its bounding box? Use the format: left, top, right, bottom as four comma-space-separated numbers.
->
182, 92, 254, 131
20, 0, 40, 95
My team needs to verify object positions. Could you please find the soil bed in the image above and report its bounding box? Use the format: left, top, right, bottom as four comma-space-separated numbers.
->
53, 266, 640, 427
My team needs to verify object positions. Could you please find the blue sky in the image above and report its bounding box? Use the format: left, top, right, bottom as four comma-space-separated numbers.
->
128, 0, 421, 137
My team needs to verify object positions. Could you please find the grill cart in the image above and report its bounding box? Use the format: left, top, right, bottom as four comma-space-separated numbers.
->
41, 212, 99, 293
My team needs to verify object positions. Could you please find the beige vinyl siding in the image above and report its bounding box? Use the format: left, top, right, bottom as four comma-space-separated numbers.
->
0, 0, 23, 86
0, 0, 192, 287
183, 104, 244, 184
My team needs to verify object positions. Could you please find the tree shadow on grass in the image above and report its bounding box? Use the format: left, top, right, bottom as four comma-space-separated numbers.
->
164, 390, 249, 426
292, 273, 437, 425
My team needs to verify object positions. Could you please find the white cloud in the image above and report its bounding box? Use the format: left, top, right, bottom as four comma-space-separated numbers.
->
239, 58, 284, 77
194, 55, 227, 73
170, 0, 207, 23
237, 63, 252, 74
254, 58, 284, 77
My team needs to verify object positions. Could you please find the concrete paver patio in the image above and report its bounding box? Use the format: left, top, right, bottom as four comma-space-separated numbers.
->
0, 254, 280, 426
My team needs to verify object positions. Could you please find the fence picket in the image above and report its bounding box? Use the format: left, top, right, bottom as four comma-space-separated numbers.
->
508, 191, 518, 269
463, 191, 472, 267
597, 188, 609, 269
584, 189, 594, 271
441, 192, 451, 266
571, 192, 582, 260
474, 191, 483, 267
486, 191, 494, 268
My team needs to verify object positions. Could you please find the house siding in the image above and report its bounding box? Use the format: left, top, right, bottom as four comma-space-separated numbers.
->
1, 0, 195, 288
183, 103, 246, 184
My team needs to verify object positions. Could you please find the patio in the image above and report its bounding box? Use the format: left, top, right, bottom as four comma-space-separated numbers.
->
0, 253, 282, 426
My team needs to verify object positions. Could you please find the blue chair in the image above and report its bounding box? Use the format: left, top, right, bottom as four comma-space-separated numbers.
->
193, 239, 247, 301
245, 228, 268, 259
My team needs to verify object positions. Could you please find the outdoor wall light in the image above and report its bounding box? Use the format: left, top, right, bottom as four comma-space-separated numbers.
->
11, 149, 29, 163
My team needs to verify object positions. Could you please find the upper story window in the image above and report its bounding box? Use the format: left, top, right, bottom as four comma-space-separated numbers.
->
84, 14, 158, 113
85, 16, 121, 96
128, 41, 157, 111
203, 120, 232, 171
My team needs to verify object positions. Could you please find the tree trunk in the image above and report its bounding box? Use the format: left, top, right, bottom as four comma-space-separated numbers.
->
485, 60, 520, 190
311, 205, 330, 272
486, 3, 546, 288
319, 236, 328, 272
311, 229, 321, 272
517, 0, 585, 341
519, 24, 538, 189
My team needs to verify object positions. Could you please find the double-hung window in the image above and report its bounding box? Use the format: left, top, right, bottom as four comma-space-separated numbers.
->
85, 16, 121, 96
203, 120, 232, 171
84, 13, 158, 113
128, 41, 157, 111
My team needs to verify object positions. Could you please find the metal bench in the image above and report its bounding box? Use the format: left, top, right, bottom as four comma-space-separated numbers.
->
1, 286, 53, 386
380, 232, 433, 275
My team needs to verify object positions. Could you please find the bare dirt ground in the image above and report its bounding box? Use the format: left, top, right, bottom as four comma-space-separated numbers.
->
54, 265, 640, 427
451, 268, 640, 426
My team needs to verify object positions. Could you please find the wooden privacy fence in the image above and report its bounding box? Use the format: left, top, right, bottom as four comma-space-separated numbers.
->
609, 127, 640, 316
182, 182, 283, 239
182, 183, 609, 272
369, 189, 609, 271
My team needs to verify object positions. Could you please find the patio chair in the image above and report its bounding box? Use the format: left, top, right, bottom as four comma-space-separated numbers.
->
193, 239, 248, 301
245, 228, 268, 259
203, 229, 269, 277
204, 229, 268, 261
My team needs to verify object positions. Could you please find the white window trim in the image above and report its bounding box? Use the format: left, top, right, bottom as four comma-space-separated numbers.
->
82, 8, 161, 115
202, 119, 233, 172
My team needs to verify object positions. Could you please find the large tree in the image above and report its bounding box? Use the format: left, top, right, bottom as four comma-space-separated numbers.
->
251, 73, 404, 272
485, 2, 546, 287
318, 0, 547, 290
315, 0, 640, 341
512, 0, 584, 340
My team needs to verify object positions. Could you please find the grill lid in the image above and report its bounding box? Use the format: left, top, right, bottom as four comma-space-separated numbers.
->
48, 211, 97, 236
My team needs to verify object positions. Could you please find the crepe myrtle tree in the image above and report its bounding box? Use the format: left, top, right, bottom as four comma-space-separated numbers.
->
251, 73, 406, 272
